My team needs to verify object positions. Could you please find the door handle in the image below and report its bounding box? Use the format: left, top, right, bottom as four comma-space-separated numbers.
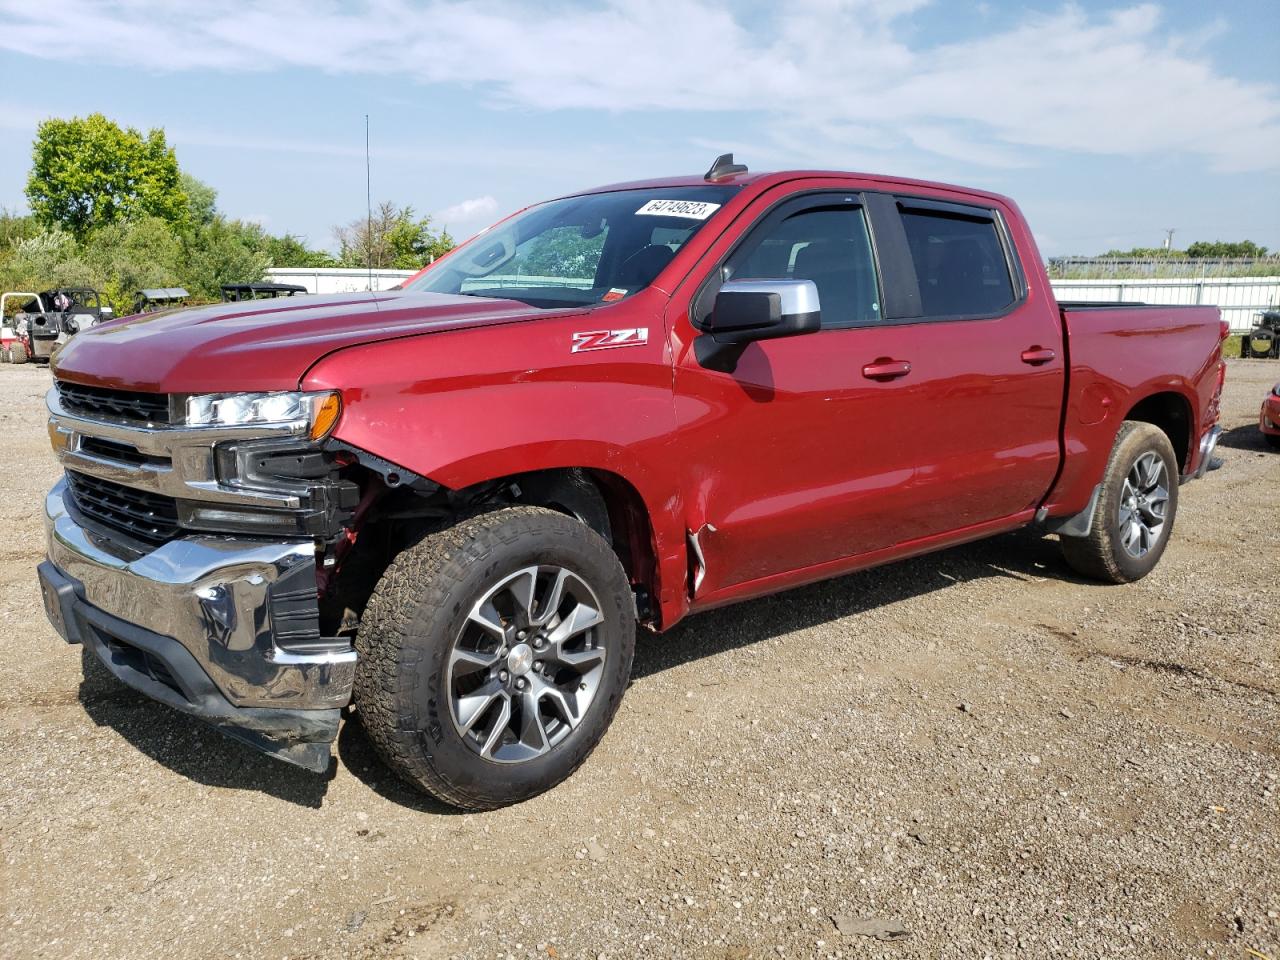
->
1020, 346, 1057, 365
862, 359, 912, 381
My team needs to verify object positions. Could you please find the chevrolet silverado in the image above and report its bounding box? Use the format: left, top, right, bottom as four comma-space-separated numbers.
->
38, 156, 1227, 810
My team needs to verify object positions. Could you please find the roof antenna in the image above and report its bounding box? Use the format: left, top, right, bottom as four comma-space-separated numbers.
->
365, 114, 375, 297
704, 152, 748, 182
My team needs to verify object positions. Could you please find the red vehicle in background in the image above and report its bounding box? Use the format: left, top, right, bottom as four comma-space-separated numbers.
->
1261, 383, 1280, 448
38, 156, 1226, 810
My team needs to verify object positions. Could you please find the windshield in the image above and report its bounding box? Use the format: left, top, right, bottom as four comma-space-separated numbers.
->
407, 185, 738, 308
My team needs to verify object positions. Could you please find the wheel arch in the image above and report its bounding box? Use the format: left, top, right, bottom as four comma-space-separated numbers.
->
507, 467, 662, 625
1122, 390, 1194, 472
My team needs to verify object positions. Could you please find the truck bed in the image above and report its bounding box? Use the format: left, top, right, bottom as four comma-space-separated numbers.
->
1044, 303, 1225, 518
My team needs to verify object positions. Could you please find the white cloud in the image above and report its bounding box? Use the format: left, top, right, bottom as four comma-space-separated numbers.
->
434, 195, 500, 229
0, 0, 1276, 172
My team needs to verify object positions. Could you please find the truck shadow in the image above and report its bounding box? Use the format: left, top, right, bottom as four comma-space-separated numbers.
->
77, 649, 333, 808
632, 526, 1078, 681
1217, 422, 1274, 453
76, 526, 1077, 812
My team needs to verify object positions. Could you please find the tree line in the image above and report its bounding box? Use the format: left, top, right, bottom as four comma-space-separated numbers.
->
1099, 240, 1271, 259
1, 113, 454, 315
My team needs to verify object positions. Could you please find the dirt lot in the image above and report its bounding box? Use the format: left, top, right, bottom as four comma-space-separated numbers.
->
1, 360, 1277, 960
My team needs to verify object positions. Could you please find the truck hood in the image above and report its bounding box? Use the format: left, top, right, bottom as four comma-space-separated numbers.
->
51, 291, 556, 393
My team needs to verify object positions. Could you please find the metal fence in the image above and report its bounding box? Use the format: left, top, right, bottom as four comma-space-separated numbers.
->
1048, 257, 1280, 279
1049, 276, 1280, 332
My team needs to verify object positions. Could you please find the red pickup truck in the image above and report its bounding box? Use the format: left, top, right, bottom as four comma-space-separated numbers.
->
38, 157, 1226, 810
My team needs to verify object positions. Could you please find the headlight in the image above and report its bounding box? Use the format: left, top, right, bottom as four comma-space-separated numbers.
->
184, 390, 342, 440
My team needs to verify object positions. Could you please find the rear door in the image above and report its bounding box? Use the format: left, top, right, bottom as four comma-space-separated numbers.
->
866, 193, 1065, 540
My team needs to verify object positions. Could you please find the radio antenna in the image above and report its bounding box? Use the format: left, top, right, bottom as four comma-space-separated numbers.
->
365, 114, 374, 294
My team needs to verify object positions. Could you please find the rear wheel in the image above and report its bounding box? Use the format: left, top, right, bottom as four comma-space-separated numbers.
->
354, 506, 635, 810
9, 344, 27, 364
1061, 421, 1179, 583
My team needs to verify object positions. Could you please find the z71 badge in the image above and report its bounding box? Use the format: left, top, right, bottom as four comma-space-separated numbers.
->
571, 328, 649, 353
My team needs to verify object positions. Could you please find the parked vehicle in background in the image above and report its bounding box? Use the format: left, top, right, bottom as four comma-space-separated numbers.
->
38, 156, 1227, 810
1, 288, 113, 364
220, 283, 308, 302
1261, 383, 1280, 448
1241, 311, 1280, 359
132, 288, 190, 315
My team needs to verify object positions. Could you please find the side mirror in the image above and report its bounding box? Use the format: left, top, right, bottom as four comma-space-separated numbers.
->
695, 279, 821, 372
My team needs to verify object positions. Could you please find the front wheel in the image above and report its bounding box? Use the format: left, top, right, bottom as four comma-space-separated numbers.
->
354, 506, 635, 810
1061, 421, 1179, 583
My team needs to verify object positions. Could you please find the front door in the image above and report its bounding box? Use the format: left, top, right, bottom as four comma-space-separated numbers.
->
670, 190, 926, 596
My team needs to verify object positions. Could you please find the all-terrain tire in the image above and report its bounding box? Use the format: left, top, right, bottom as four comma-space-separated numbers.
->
9, 344, 27, 364
353, 506, 635, 810
1061, 421, 1179, 584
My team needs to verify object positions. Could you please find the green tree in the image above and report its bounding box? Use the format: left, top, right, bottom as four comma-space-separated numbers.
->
26, 113, 187, 236
179, 218, 273, 301
0, 208, 38, 252
181, 173, 218, 227
335, 202, 454, 269
81, 216, 185, 310
1185, 240, 1269, 258
262, 233, 337, 268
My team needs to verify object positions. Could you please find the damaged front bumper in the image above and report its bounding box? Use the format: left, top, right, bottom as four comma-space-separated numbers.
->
41, 480, 355, 772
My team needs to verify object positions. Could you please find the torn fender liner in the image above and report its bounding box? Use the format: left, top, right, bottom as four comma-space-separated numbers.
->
38, 560, 339, 773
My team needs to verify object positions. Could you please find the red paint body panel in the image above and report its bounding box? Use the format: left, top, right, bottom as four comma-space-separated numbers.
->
53, 169, 1227, 632
1261, 388, 1280, 437
50, 291, 555, 394
1041, 305, 1225, 516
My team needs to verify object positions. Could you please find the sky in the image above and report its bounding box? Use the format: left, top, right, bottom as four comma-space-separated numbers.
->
1, 0, 1278, 258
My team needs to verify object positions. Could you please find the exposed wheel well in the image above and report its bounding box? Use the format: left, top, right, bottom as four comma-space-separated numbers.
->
515, 468, 659, 622
1124, 392, 1192, 472
326, 465, 661, 632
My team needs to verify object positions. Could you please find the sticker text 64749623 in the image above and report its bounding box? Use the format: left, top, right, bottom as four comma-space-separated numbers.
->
635, 199, 721, 220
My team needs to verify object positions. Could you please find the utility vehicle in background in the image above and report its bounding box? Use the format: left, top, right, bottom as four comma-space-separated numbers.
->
2, 288, 112, 363
1241, 310, 1280, 359
132, 288, 190, 315
220, 283, 308, 302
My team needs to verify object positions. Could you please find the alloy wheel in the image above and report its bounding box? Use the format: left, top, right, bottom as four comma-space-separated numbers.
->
1117, 451, 1169, 559
448, 565, 608, 764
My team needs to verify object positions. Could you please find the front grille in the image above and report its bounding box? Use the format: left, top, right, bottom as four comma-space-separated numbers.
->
79, 436, 170, 468
65, 471, 180, 547
56, 381, 171, 424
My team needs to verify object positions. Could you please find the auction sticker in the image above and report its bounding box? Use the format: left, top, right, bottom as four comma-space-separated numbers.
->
635, 199, 721, 220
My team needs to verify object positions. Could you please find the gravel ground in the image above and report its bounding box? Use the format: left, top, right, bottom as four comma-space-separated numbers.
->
1, 360, 1277, 960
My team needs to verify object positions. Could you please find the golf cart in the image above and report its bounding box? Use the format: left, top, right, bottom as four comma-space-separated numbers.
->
1241, 311, 1280, 359
132, 287, 190, 314
1, 287, 113, 364
220, 282, 308, 302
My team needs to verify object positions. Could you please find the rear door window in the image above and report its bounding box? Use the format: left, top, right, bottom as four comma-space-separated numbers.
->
899, 206, 1016, 317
